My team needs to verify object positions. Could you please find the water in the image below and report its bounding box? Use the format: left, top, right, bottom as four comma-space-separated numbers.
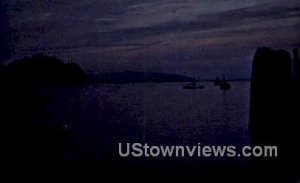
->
39, 81, 250, 158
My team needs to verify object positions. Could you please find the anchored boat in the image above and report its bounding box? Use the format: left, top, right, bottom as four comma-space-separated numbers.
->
183, 80, 204, 89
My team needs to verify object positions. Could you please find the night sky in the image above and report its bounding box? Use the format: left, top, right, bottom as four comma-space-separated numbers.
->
1, 0, 300, 79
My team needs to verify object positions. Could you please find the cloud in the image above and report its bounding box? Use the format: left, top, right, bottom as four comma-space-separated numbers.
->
1, 0, 300, 78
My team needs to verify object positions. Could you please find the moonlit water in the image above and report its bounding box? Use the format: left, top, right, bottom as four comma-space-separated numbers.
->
39, 82, 250, 157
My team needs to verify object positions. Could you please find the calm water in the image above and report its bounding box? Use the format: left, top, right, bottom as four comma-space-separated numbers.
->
39, 82, 250, 158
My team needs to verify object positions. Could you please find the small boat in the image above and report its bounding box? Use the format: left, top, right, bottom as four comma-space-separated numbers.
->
183, 81, 204, 89
219, 74, 231, 91
219, 82, 230, 91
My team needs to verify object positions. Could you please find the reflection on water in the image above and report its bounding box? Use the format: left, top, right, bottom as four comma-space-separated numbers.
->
39, 82, 250, 158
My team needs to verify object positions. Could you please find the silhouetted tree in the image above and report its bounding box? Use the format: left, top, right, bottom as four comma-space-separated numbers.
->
250, 47, 293, 144
249, 47, 299, 181
293, 48, 300, 81
5, 54, 87, 86
1, 54, 88, 162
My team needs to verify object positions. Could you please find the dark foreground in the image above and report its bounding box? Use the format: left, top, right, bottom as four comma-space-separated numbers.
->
1, 51, 300, 182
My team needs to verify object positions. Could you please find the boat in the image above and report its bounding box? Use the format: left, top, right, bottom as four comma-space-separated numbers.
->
219, 82, 230, 91
219, 74, 231, 91
183, 81, 204, 89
